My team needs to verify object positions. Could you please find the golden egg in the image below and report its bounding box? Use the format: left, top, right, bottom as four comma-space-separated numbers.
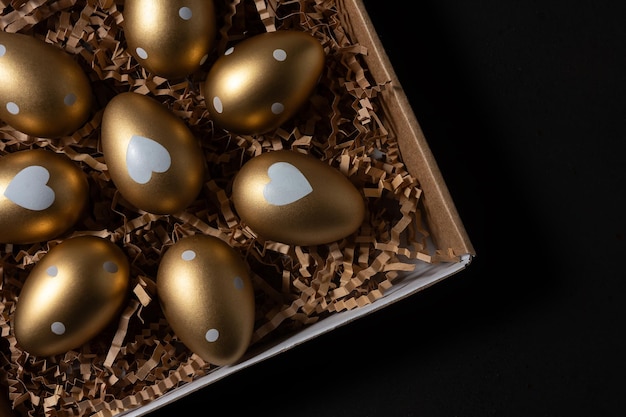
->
0, 149, 89, 244
156, 234, 255, 366
123, 0, 217, 79
203, 30, 325, 135
0, 31, 93, 138
232, 150, 365, 246
13, 235, 130, 357
101, 92, 206, 214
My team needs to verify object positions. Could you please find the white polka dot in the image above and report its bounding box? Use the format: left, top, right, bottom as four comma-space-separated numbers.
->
103, 261, 118, 273
136, 47, 148, 59
213, 96, 223, 113
6, 102, 19, 115
234, 276, 244, 290
271, 102, 284, 114
51, 322, 66, 335
179, 7, 192, 20
225, 47, 234, 55
46, 266, 58, 277
199, 54, 208, 65
205, 328, 219, 342
273, 48, 287, 61
0, 44, 6, 56
181, 250, 196, 261
64, 93, 77, 106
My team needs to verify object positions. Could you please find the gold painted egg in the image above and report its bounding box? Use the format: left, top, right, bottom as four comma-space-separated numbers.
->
0, 31, 93, 138
0, 149, 89, 244
101, 92, 206, 214
13, 235, 130, 357
232, 150, 365, 246
123, 0, 217, 79
156, 234, 255, 366
203, 30, 325, 135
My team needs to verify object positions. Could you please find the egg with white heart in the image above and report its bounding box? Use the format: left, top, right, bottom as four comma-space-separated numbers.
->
100, 92, 206, 214
13, 235, 130, 357
0, 31, 93, 138
231, 150, 365, 246
0, 149, 89, 244
203, 30, 325, 135
123, 0, 217, 79
156, 234, 255, 366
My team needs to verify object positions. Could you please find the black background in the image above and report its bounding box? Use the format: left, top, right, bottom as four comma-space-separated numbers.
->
148, 1, 626, 416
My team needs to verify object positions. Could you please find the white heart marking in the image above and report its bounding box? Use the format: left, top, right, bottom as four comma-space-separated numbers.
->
126, 135, 172, 184
4, 165, 55, 210
263, 162, 312, 206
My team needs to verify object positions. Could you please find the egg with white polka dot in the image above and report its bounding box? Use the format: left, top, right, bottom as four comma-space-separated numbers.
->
13, 236, 130, 357
123, 0, 217, 79
156, 234, 255, 366
0, 31, 93, 138
203, 30, 325, 135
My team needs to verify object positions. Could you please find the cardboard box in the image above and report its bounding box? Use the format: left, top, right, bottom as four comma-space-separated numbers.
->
118, 0, 475, 415
0, 0, 475, 415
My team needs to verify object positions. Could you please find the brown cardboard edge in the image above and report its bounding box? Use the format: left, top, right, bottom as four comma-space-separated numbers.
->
342, 0, 476, 257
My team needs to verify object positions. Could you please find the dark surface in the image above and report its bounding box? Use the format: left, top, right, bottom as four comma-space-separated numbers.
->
148, 1, 626, 416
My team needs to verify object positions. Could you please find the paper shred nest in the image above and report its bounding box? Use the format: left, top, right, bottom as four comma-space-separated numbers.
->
0, 0, 463, 415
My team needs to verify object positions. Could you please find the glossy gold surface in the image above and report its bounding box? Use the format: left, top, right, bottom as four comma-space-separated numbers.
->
0, 149, 89, 244
101, 92, 205, 214
14, 236, 130, 357
203, 30, 325, 135
0, 31, 93, 138
123, 0, 217, 78
232, 150, 366, 245
156, 234, 255, 366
